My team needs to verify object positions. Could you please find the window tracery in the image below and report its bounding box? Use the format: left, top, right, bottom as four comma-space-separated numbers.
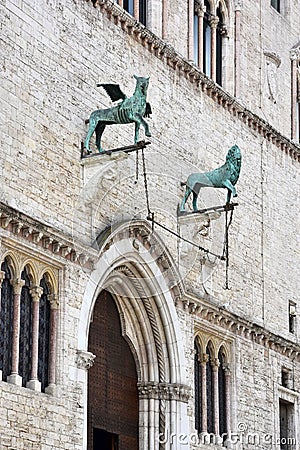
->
0, 249, 59, 393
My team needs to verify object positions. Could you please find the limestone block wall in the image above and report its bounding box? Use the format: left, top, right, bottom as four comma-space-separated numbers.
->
238, 0, 300, 136
0, 0, 300, 448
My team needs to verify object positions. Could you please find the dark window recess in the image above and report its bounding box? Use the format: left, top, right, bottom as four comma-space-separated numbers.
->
139, 0, 147, 26
38, 276, 51, 392
203, 1, 211, 77
0, 259, 14, 381
271, 0, 280, 13
206, 347, 214, 433
218, 350, 227, 436
194, 342, 202, 432
279, 399, 294, 450
19, 267, 33, 387
216, 7, 223, 86
123, 0, 134, 15
288, 302, 296, 334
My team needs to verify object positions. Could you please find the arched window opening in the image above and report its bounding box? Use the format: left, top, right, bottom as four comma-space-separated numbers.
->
0, 259, 14, 381
194, 341, 202, 432
206, 344, 214, 433
203, 1, 211, 77
218, 349, 227, 436
19, 267, 33, 387
38, 276, 51, 392
216, 6, 224, 86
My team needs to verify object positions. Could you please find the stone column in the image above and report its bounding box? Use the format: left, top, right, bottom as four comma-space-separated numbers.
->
210, 16, 219, 82
212, 358, 220, 436
224, 365, 231, 434
45, 293, 59, 395
134, 0, 139, 21
196, 6, 205, 70
27, 286, 43, 391
7, 278, 25, 386
199, 353, 209, 432
234, 0, 242, 97
119, 0, 123, 8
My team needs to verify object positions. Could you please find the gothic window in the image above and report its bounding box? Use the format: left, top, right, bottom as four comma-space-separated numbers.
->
192, 1, 227, 86
118, 0, 147, 25
218, 348, 227, 436
216, 6, 224, 86
38, 275, 51, 392
194, 341, 202, 432
0, 258, 14, 381
206, 344, 214, 433
194, 337, 231, 437
203, 1, 212, 77
19, 266, 33, 387
271, 0, 280, 13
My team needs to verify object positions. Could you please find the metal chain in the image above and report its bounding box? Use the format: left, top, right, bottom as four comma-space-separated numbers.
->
141, 147, 151, 216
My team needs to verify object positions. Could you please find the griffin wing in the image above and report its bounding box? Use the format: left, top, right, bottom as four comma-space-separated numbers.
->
144, 102, 152, 118
97, 83, 127, 102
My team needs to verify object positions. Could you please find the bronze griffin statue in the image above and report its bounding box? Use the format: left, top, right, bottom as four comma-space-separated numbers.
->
180, 145, 242, 212
84, 75, 152, 153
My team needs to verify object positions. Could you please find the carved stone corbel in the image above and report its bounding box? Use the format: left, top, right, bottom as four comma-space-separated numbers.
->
76, 350, 96, 370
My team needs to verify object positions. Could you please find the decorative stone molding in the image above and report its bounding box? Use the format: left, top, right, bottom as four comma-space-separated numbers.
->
76, 350, 96, 370
264, 50, 281, 68
137, 382, 191, 403
0, 202, 96, 269
186, 296, 300, 362
86, 0, 300, 161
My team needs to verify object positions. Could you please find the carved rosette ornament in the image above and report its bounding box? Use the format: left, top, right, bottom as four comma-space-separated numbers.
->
76, 350, 96, 370
137, 382, 191, 403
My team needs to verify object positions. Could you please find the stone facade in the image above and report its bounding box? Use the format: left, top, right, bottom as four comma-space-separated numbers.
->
0, 0, 300, 449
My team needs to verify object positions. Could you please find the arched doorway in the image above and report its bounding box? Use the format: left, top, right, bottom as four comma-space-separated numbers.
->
87, 290, 138, 450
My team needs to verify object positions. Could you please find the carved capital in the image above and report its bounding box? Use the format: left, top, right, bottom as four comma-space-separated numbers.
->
211, 357, 220, 370
195, 4, 205, 17
234, 0, 243, 11
0, 270, 5, 288
209, 16, 219, 28
12, 278, 25, 295
76, 350, 96, 370
199, 353, 209, 365
137, 382, 191, 403
290, 47, 300, 62
49, 293, 59, 309
30, 286, 44, 302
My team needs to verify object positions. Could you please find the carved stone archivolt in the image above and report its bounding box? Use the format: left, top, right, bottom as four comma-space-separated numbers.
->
137, 382, 191, 403
76, 350, 96, 370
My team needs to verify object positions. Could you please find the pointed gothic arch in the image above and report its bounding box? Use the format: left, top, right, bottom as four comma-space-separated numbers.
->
77, 220, 190, 450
